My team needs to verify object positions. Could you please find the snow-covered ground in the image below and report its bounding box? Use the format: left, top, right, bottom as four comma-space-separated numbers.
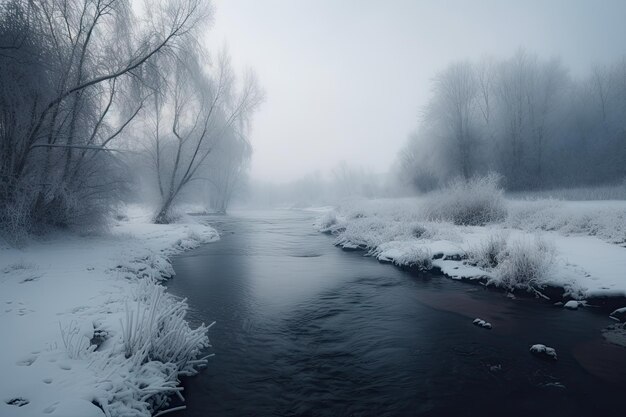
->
0, 206, 218, 417
318, 198, 626, 304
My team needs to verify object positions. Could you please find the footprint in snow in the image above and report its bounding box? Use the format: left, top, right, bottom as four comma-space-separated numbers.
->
19, 275, 41, 283
43, 378, 53, 384
5, 398, 29, 407
58, 362, 72, 370
43, 402, 59, 414
16, 355, 37, 366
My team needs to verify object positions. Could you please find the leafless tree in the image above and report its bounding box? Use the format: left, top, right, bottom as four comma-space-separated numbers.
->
146, 49, 263, 223
202, 128, 252, 214
428, 61, 479, 179
396, 50, 626, 192
0, 0, 209, 240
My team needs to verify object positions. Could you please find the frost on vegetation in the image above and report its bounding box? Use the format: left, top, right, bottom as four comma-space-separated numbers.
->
423, 173, 507, 226
57, 278, 212, 417
60, 321, 95, 359
468, 233, 508, 269
317, 211, 343, 233
175, 232, 200, 251
410, 223, 427, 238
374, 242, 433, 269
491, 237, 555, 291
334, 217, 432, 251
506, 200, 626, 244
115, 254, 175, 281
469, 234, 556, 291
121, 278, 212, 374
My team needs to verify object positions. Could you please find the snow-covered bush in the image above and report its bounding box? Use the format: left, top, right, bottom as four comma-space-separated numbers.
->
468, 233, 508, 269
59, 321, 94, 359
490, 236, 555, 290
423, 173, 507, 226
115, 254, 175, 281
317, 211, 339, 231
334, 217, 419, 249
54, 278, 213, 416
122, 278, 211, 374
374, 241, 433, 269
410, 223, 427, 238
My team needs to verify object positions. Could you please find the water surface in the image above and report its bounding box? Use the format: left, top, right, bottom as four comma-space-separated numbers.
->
168, 210, 626, 417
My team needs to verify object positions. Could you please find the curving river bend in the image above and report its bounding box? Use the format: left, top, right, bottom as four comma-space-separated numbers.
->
167, 210, 626, 417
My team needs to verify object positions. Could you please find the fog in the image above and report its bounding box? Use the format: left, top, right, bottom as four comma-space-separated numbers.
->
207, 0, 626, 184
3, 2, 626, 414
2, 0, 626, 233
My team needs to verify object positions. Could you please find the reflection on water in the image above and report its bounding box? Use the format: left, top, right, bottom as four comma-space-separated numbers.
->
167, 210, 625, 417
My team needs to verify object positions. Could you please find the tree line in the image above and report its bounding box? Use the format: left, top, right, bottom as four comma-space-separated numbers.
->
397, 50, 626, 192
0, 0, 261, 242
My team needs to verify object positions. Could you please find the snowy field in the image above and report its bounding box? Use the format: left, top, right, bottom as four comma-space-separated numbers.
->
0, 207, 218, 417
318, 197, 626, 309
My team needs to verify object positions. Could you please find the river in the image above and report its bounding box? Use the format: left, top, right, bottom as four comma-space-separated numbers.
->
167, 210, 626, 417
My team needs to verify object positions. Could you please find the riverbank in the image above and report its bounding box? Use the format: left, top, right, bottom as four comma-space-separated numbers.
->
318, 198, 626, 316
0, 206, 218, 417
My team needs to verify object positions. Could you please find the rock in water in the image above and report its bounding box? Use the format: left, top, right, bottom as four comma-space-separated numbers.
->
563, 300, 579, 310
473, 318, 492, 329
530, 344, 557, 361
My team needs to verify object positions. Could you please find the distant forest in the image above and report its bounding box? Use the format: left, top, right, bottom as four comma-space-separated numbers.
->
398, 50, 626, 191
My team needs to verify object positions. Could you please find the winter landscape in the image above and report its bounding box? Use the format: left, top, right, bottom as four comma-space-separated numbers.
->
1, 1, 626, 416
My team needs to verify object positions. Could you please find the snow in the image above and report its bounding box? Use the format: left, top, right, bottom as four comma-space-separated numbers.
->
0, 206, 219, 417
563, 300, 580, 310
610, 307, 626, 322
319, 198, 626, 303
529, 344, 558, 361
472, 318, 492, 329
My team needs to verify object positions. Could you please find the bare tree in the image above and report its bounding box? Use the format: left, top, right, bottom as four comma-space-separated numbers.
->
202, 128, 252, 214
429, 61, 479, 179
0, 0, 209, 239
147, 49, 263, 223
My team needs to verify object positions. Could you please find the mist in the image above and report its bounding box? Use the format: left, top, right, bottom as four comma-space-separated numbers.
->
2, 2, 626, 417
207, 0, 626, 186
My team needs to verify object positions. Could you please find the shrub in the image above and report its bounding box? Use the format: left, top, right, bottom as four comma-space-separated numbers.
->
490, 236, 555, 290
468, 233, 508, 269
121, 278, 211, 375
410, 223, 427, 238
423, 173, 507, 226
318, 211, 338, 231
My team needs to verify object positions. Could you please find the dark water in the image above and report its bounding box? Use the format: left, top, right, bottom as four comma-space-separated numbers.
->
167, 210, 626, 417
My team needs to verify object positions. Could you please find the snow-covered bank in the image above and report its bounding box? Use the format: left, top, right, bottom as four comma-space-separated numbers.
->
318, 198, 626, 306
0, 207, 218, 417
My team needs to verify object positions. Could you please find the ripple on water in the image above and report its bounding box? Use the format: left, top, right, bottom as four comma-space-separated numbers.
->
167, 210, 626, 417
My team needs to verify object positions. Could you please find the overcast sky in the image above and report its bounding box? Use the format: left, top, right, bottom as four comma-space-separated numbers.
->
205, 0, 626, 183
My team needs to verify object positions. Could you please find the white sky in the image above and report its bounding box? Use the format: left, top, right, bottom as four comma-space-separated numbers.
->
204, 0, 626, 183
